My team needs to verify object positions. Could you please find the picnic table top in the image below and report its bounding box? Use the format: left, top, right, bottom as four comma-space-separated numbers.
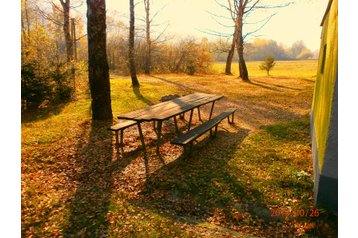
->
117, 93, 223, 122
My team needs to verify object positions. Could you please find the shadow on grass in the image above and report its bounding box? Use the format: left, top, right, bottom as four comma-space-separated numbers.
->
133, 87, 154, 106
21, 102, 68, 124
63, 120, 137, 237
246, 80, 282, 92
254, 79, 302, 91
130, 128, 292, 234
274, 76, 316, 83
263, 115, 310, 144
149, 75, 212, 94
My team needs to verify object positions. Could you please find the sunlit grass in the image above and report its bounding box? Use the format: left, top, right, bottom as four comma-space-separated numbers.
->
21, 60, 336, 237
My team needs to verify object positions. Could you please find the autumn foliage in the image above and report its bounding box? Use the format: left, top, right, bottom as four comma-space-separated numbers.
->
21, 25, 74, 109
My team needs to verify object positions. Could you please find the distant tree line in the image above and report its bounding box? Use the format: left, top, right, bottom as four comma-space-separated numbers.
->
107, 35, 213, 75
212, 38, 316, 62
106, 13, 213, 76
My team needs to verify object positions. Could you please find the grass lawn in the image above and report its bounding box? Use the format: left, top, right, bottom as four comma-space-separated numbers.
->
21, 60, 337, 237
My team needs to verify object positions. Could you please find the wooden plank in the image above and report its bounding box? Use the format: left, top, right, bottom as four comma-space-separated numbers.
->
117, 93, 211, 121
131, 93, 209, 118
171, 108, 237, 145
134, 94, 223, 121
109, 120, 137, 131
152, 95, 223, 120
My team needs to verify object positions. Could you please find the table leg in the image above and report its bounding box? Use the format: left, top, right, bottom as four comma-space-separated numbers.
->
187, 109, 194, 131
120, 129, 124, 147
173, 116, 179, 134
137, 122, 147, 155
209, 101, 216, 120
120, 129, 124, 154
156, 120, 163, 154
115, 131, 120, 146
153, 121, 158, 135
197, 106, 202, 121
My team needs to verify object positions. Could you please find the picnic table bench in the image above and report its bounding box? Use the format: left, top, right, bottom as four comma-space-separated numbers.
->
116, 93, 223, 154
171, 108, 237, 156
108, 120, 137, 148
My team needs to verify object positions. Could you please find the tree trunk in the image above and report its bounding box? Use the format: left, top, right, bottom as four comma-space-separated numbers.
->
71, 18, 77, 92
144, 0, 151, 74
129, 0, 140, 88
60, 0, 73, 62
23, 0, 31, 36
225, 28, 237, 75
235, 10, 249, 82
87, 0, 113, 120
71, 18, 77, 61
237, 43, 249, 81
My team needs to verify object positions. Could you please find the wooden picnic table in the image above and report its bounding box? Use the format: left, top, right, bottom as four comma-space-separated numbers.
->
117, 93, 223, 154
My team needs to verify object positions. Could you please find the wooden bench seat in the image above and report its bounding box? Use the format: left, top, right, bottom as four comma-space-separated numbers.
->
108, 120, 137, 147
171, 108, 237, 155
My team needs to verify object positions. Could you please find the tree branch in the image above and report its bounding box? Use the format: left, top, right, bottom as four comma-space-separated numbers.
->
243, 0, 260, 14
206, 10, 233, 21
246, 1, 294, 11
210, 15, 236, 28
153, 23, 170, 43
75, 34, 87, 41
197, 28, 232, 38
36, 5, 63, 26
243, 13, 277, 37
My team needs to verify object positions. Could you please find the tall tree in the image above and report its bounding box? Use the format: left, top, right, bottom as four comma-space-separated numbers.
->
225, 28, 237, 75
36, 0, 84, 62
232, 0, 292, 81
212, 0, 292, 81
234, 1, 249, 81
21, 0, 31, 36
141, 0, 170, 74
59, 0, 73, 62
144, 0, 151, 74
87, 0, 113, 120
129, 0, 140, 88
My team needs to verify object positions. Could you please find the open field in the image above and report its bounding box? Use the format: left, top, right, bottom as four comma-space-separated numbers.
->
21, 60, 337, 237
212, 60, 318, 79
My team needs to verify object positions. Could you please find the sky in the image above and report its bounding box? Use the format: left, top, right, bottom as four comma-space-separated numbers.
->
101, 0, 328, 51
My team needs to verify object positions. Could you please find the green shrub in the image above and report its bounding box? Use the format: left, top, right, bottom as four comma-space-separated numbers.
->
21, 24, 75, 109
49, 61, 74, 102
21, 62, 52, 109
259, 55, 276, 76
186, 60, 197, 75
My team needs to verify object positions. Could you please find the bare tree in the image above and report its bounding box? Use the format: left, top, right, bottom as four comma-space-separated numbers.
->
36, 0, 84, 62
21, 0, 31, 36
59, 0, 73, 62
143, 0, 151, 74
87, 0, 113, 120
141, 0, 170, 74
129, 0, 140, 88
71, 18, 77, 61
232, 0, 292, 81
233, 0, 249, 81
210, 0, 292, 81
225, 28, 237, 75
